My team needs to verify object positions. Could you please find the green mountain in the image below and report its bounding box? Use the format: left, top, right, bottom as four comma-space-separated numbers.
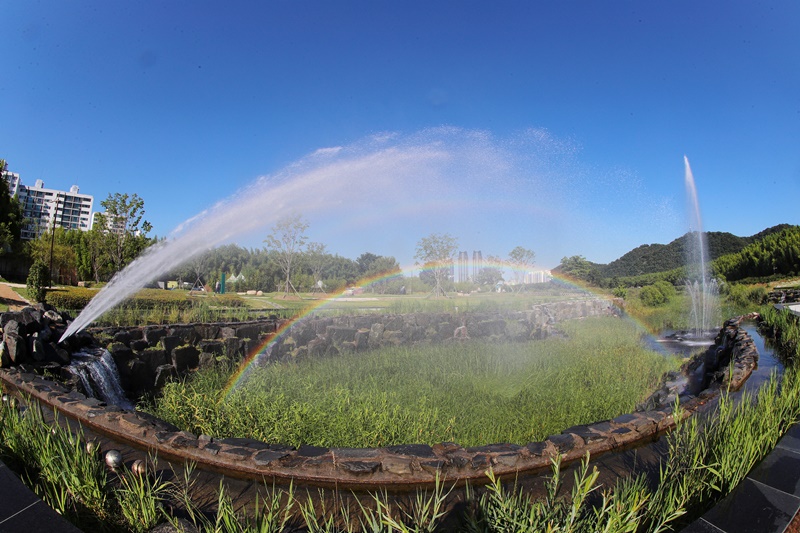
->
596, 224, 792, 279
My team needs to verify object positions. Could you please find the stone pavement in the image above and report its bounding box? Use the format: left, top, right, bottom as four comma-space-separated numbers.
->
0, 460, 82, 533
682, 423, 800, 532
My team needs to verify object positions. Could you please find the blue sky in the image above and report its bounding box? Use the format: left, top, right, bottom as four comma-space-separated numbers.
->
2, 1, 798, 270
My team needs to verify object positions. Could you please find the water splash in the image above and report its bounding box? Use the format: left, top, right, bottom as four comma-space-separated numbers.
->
60, 127, 580, 341
683, 156, 719, 336
69, 349, 134, 410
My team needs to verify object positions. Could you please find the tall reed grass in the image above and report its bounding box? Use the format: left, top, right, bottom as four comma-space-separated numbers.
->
148, 317, 678, 448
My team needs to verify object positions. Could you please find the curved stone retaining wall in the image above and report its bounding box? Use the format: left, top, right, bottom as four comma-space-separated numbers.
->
0, 303, 762, 489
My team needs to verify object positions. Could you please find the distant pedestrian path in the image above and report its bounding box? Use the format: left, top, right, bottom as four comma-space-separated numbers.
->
0, 283, 29, 310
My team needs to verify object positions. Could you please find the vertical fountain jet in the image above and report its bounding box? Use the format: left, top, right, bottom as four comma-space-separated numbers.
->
684, 156, 719, 337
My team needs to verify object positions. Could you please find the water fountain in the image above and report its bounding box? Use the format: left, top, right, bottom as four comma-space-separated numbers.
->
683, 156, 720, 339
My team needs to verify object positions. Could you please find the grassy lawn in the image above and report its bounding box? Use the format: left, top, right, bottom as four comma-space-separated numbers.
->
147, 316, 679, 448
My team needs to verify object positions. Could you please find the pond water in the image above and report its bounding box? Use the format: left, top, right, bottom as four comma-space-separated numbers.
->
648, 321, 784, 394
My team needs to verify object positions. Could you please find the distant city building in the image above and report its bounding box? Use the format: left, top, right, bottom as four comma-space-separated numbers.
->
524, 270, 553, 284
7, 175, 94, 240
94, 211, 129, 235
472, 251, 483, 280
458, 251, 469, 283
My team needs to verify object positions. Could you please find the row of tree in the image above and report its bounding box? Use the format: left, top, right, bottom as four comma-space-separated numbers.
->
172, 215, 537, 296
4, 158, 542, 294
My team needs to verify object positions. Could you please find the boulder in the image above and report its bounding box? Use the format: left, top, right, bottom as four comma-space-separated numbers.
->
144, 327, 168, 345
161, 335, 182, 354
3, 333, 27, 364
172, 345, 200, 372
154, 364, 177, 389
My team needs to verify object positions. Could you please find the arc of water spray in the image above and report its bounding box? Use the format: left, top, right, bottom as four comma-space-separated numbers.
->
61, 128, 575, 343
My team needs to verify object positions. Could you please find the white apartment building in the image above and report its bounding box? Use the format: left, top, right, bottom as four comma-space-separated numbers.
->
7, 177, 94, 240
524, 270, 553, 284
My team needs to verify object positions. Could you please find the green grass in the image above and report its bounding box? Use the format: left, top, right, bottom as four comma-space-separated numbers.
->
147, 317, 679, 448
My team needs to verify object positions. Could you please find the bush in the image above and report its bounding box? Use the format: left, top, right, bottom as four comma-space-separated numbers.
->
640, 285, 666, 307
206, 293, 246, 308
727, 284, 769, 307
26, 261, 49, 303
45, 287, 97, 309
654, 280, 676, 301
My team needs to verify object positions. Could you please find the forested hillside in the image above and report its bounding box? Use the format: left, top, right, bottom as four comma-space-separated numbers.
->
714, 226, 800, 281
596, 224, 791, 279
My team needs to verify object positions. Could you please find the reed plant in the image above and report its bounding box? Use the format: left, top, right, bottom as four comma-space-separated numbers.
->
148, 317, 678, 448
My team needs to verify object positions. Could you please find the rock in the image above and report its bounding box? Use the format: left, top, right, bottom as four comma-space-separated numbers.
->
198, 340, 224, 356
3, 333, 27, 364
108, 343, 134, 369
198, 352, 215, 368
43, 310, 63, 324
160, 335, 183, 354
31, 339, 47, 362
113, 331, 131, 346
0, 341, 11, 368
140, 348, 169, 374
2, 319, 20, 336
144, 327, 168, 345
154, 364, 176, 388
172, 345, 199, 372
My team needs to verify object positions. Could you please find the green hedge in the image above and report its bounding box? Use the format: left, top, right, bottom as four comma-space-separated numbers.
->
45, 287, 97, 309
45, 287, 245, 311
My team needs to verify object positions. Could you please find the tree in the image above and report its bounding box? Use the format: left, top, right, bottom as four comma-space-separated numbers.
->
306, 242, 328, 293
0, 159, 24, 255
558, 255, 595, 282
264, 214, 309, 298
475, 255, 504, 288
94, 193, 153, 276
26, 261, 48, 303
415, 233, 458, 298
26, 227, 78, 285
363, 255, 401, 294
508, 246, 535, 293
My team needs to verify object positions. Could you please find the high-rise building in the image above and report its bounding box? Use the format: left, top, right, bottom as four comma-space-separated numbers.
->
458, 251, 469, 282
472, 251, 483, 280
2, 168, 21, 197
10, 178, 94, 240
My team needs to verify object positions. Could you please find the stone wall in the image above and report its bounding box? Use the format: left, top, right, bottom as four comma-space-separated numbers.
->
770, 289, 800, 304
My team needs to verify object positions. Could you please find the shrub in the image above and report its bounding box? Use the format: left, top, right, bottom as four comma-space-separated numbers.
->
45, 287, 97, 309
726, 284, 769, 307
654, 280, 676, 301
207, 293, 246, 308
640, 285, 667, 307
26, 261, 49, 303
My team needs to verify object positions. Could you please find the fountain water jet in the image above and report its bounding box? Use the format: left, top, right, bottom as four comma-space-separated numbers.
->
683, 156, 719, 337
60, 128, 578, 341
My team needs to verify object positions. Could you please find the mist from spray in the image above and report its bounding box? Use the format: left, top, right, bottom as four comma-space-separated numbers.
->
60, 127, 576, 341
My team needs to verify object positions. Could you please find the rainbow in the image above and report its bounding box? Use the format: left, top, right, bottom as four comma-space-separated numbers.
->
220, 261, 664, 400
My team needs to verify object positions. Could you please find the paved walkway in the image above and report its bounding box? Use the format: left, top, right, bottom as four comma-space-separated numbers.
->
0, 460, 82, 533
0, 283, 29, 310
682, 423, 800, 532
